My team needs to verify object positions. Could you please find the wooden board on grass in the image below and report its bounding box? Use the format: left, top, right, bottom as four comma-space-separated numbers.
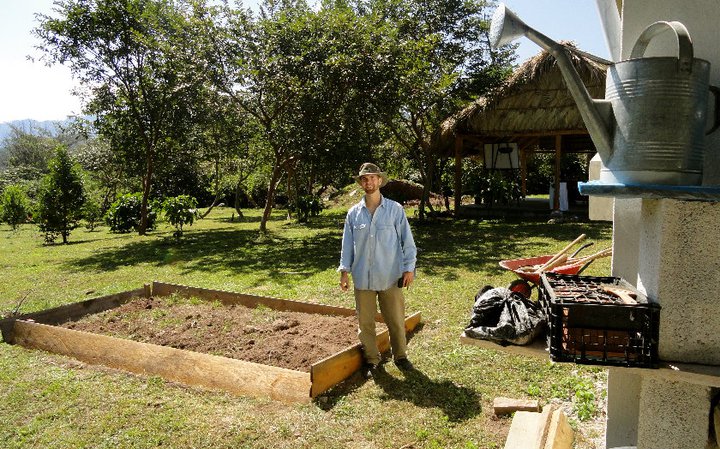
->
0, 288, 147, 343
3, 282, 424, 402
12, 320, 312, 403
460, 332, 548, 359
152, 281, 386, 321
310, 311, 422, 397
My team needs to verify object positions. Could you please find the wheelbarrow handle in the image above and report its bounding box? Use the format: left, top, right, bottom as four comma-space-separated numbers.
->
569, 242, 594, 259
576, 260, 594, 275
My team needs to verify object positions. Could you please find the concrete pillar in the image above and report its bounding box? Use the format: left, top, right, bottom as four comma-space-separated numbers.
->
636, 377, 713, 449
606, 368, 641, 448
635, 199, 720, 365
600, 2, 720, 449
610, 198, 641, 282
588, 154, 614, 221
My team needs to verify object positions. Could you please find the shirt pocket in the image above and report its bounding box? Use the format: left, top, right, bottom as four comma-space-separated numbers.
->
376, 224, 396, 247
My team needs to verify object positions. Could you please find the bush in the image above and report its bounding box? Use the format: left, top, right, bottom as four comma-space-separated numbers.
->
35, 147, 86, 244
82, 197, 104, 231
288, 194, 324, 223
106, 193, 157, 233
162, 195, 199, 237
462, 160, 521, 207
0, 184, 30, 230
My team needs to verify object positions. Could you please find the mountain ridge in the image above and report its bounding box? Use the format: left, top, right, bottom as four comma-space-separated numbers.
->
0, 118, 75, 141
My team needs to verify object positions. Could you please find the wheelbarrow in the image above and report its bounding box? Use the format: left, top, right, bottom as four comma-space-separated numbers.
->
499, 240, 612, 294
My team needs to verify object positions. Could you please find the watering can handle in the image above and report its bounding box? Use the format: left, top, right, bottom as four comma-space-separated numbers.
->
630, 21, 693, 74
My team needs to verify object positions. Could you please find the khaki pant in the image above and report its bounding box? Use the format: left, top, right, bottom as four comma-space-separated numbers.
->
354, 286, 407, 365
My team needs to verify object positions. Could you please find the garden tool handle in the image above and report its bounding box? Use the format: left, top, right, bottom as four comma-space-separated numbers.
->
534, 234, 586, 274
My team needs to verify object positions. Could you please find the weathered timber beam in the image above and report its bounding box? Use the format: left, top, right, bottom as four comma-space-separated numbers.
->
0, 288, 146, 343
11, 320, 312, 404
151, 281, 381, 320
309, 311, 422, 397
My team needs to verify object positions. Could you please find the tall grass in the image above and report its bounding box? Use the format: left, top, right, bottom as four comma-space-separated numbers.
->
0, 207, 611, 449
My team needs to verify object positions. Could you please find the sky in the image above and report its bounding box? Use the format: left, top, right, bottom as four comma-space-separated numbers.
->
0, 0, 610, 124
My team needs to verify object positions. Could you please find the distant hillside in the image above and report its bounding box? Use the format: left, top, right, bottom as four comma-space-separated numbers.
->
0, 119, 67, 141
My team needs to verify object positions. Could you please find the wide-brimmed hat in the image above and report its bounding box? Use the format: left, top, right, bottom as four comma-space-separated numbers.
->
355, 162, 389, 187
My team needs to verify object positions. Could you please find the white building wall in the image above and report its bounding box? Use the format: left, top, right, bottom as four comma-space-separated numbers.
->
597, 1, 720, 448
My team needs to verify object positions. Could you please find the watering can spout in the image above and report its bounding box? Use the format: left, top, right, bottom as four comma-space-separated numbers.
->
490, 4, 614, 159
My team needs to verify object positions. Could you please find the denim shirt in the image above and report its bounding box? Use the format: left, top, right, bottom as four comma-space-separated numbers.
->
338, 195, 417, 291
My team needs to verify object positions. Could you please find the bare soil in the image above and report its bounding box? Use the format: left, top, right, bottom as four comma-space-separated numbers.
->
61, 296, 367, 372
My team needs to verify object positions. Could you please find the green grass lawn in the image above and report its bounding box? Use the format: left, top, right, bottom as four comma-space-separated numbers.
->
0, 207, 612, 449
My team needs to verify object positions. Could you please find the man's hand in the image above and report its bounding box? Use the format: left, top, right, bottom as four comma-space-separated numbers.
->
400, 271, 415, 289
339, 271, 350, 292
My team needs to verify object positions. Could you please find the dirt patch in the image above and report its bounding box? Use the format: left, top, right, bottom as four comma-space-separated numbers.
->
61, 295, 369, 372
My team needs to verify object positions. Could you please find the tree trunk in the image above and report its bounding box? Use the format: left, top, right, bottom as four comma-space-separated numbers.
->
201, 158, 222, 219
233, 182, 245, 219
417, 159, 428, 220
259, 164, 283, 233
417, 143, 438, 220
200, 190, 223, 219
138, 152, 154, 236
286, 166, 294, 220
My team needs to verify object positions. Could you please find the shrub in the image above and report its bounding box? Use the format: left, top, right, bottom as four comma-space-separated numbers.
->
0, 184, 30, 230
463, 160, 521, 207
35, 147, 86, 244
82, 197, 104, 231
162, 195, 199, 237
106, 193, 156, 233
288, 194, 324, 223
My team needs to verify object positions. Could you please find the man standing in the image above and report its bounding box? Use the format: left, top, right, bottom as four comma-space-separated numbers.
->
338, 162, 417, 379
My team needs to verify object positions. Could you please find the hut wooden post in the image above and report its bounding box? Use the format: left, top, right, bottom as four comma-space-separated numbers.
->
520, 146, 528, 197
454, 136, 463, 215
553, 135, 562, 211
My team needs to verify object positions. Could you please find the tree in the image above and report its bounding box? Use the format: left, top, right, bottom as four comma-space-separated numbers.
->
199, 0, 395, 231
105, 192, 157, 233
368, 0, 513, 219
0, 125, 60, 190
35, 0, 212, 235
35, 147, 86, 244
185, 93, 262, 219
0, 185, 30, 230
74, 136, 133, 213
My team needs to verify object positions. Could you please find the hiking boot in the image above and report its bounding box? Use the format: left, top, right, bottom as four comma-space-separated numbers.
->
394, 358, 414, 371
361, 363, 377, 379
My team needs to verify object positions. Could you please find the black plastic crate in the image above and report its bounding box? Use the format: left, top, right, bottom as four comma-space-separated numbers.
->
539, 273, 660, 368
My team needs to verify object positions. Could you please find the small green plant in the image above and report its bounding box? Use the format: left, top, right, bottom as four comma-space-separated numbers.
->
462, 160, 521, 208
526, 383, 541, 397
551, 374, 598, 421
82, 197, 103, 231
105, 192, 156, 233
162, 195, 199, 237
573, 379, 598, 421
0, 184, 30, 230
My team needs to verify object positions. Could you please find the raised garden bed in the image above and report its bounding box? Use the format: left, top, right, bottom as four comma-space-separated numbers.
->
0, 281, 422, 403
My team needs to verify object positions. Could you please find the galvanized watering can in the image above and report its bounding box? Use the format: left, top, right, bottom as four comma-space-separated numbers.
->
490, 4, 720, 185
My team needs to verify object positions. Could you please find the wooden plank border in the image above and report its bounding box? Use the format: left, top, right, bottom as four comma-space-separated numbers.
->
310, 311, 422, 397
3, 282, 424, 402
12, 320, 312, 403
0, 288, 147, 343
152, 281, 385, 321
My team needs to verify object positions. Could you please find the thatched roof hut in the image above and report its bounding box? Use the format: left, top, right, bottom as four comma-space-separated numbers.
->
434, 43, 611, 211
436, 43, 610, 153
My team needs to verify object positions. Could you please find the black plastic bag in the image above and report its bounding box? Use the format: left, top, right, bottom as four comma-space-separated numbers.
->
464, 286, 545, 346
